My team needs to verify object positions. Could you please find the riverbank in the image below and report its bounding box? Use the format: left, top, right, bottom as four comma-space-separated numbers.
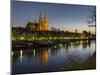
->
12, 39, 95, 50
57, 52, 96, 71
80, 52, 96, 69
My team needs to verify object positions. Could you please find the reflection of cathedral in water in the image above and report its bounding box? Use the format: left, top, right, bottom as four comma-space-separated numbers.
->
12, 49, 49, 64
12, 40, 92, 64
36, 49, 48, 64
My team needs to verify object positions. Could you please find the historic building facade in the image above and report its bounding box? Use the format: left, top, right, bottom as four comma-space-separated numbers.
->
26, 12, 48, 31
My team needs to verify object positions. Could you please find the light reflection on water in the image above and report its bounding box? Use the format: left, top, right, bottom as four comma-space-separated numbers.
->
12, 40, 96, 74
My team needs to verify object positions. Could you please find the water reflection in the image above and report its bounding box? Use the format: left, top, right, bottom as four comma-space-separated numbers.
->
20, 50, 23, 63
35, 49, 48, 64
12, 40, 95, 74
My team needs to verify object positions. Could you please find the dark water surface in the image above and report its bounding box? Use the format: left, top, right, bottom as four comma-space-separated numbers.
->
12, 40, 96, 74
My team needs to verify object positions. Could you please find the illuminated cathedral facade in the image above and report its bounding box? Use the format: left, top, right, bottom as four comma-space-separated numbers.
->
26, 12, 48, 31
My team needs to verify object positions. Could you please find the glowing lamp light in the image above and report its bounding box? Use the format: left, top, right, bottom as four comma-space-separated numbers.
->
20, 37, 25, 40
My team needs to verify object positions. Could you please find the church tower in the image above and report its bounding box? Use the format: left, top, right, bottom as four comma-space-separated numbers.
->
38, 12, 43, 30
43, 12, 48, 31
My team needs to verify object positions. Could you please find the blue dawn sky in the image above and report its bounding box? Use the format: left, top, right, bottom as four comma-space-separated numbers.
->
11, 1, 96, 33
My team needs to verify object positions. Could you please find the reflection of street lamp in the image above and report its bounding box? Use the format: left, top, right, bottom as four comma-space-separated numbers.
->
20, 50, 23, 63
12, 51, 13, 56
33, 49, 35, 56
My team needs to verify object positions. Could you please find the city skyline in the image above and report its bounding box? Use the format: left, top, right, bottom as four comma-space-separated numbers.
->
11, 1, 96, 34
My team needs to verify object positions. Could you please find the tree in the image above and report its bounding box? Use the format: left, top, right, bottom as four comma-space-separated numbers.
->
88, 7, 96, 26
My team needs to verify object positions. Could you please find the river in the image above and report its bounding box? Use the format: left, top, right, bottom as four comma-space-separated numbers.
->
12, 40, 96, 74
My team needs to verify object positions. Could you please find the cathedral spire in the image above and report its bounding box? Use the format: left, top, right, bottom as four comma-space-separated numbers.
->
38, 12, 43, 30
44, 11, 47, 18
43, 11, 48, 30
39, 11, 42, 20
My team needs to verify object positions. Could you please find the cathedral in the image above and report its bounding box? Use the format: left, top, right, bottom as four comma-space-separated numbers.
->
26, 12, 48, 31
